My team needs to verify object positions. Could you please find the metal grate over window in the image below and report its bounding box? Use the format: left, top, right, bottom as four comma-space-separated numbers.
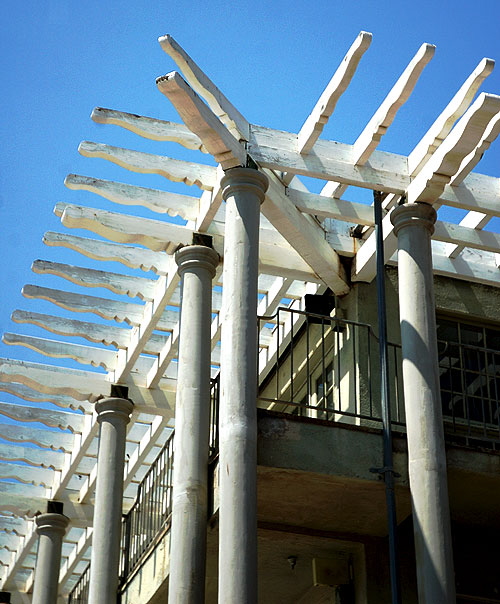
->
437, 316, 500, 448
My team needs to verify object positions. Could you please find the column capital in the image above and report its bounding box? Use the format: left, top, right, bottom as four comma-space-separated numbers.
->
390, 202, 436, 237
175, 244, 219, 279
221, 167, 269, 204
35, 512, 69, 537
95, 396, 134, 425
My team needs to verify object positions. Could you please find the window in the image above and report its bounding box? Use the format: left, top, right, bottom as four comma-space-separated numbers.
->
437, 317, 500, 430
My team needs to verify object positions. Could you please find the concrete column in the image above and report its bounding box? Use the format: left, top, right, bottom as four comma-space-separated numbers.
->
32, 505, 69, 604
88, 395, 134, 604
168, 243, 219, 604
218, 167, 268, 604
391, 203, 456, 604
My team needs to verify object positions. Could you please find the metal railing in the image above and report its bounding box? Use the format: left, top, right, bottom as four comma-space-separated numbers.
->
258, 307, 405, 430
67, 563, 90, 604
120, 430, 174, 583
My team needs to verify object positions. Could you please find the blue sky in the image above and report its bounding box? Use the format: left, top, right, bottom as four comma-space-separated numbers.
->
0, 0, 499, 371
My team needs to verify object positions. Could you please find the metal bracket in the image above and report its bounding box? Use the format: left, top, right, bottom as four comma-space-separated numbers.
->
369, 466, 401, 478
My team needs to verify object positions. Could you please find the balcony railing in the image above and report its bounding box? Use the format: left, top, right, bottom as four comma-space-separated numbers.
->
258, 307, 500, 449
67, 563, 90, 604
258, 307, 405, 430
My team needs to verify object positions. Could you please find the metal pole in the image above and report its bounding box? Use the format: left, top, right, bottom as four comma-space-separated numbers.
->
373, 191, 402, 604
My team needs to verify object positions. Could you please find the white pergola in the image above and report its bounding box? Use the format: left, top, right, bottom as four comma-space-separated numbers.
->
0, 32, 499, 597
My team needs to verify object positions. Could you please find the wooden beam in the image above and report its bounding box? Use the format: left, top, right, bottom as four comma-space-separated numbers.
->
408, 58, 495, 176
0, 358, 175, 415
79, 141, 217, 190
0, 382, 93, 413
445, 111, 500, 258
322, 43, 435, 197
0, 443, 65, 470
0, 463, 55, 488
0, 401, 84, 433
12, 310, 169, 356
112, 256, 180, 383
0, 424, 75, 452
261, 170, 350, 295
249, 125, 409, 193
91, 107, 206, 151
156, 71, 246, 169
287, 188, 374, 225
55, 202, 193, 253
65, 174, 199, 220
408, 93, 500, 203
22, 284, 148, 326
3, 333, 118, 371
297, 31, 372, 155
353, 93, 500, 282
43, 231, 172, 275
32, 259, 157, 301
158, 34, 250, 141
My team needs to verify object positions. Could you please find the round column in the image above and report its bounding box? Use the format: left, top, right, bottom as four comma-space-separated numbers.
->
168, 244, 219, 604
218, 167, 268, 604
391, 203, 456, 604
88, 396, 134, 604
32, 512, 69, 604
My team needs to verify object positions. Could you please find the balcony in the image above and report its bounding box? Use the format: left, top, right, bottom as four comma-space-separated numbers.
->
68, 308, 500, 601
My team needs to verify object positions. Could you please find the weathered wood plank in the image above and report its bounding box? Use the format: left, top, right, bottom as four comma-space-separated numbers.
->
157, 71, 246, 169
249, 126, 409, 193
65, 174, 199, 220
79, 141, 217, 190
32, 259, 157, 301
55, 202, 193, 253
0, 424, 75, 452
22, 284, 146, 326
91, 107, 206, 151
0, 400, 84, 433
43, 231, 171, 275
113, 257, 180, 383
261, 170, 350, 295
353, 94, 500, 282
0, 358, 107, 402
0, 359, 176, 415
321, 43, 434, 198
12, 310, 169, 355
354, 43, 435, 165
0, 382, 93, 414
0, 443, 65, 470
407, 93, 500, 203
3, 333, 118, 371
297, 31, 372, 155
22, 284, 179, 332
0, 518, 29, 536
287, 188, 374, 225
159, 34, 250, 141
0, 463, 55, 488
408, 58, 495, 176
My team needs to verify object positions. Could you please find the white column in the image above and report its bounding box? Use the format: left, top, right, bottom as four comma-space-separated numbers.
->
218, 167, 269, 604
168, 243, 219, 604
88, 395, 134, 604
391, 203, 456, 604
32, 508, 69, 604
